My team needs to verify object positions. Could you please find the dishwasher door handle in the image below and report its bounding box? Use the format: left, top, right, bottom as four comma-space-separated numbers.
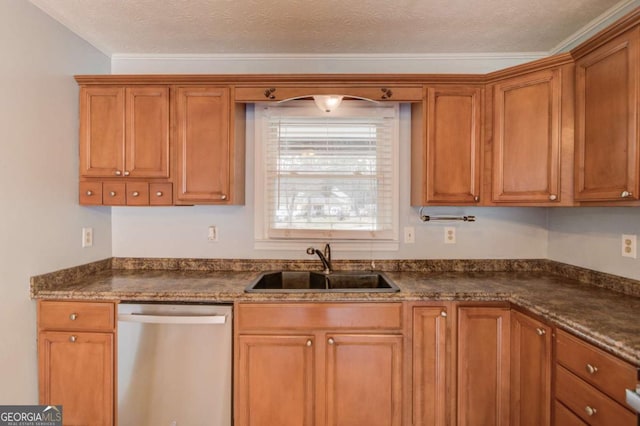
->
118, 313, 227, 325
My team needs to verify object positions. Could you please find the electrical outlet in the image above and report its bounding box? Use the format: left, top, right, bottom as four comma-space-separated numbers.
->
208, 225, 218, 242
622, 234, 637, 258
82, 227, 93, 248
404, 227, 415, 244
444, 227, 456, 244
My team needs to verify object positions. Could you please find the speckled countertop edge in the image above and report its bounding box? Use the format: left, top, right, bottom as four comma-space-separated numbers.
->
30, 258, 640, 366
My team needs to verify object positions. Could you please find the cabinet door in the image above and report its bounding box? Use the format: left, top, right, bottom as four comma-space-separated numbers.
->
457, 306, 510, 426
125, 86, 170, 178
325, 333, 403, 426
415, 86, 482, 205
413, 306, 449, 426
79, 87, 125, 177
510, 311, 552, 426
492, 69, 562, 203
38, 331, 113, 426
575, 26, 640, 201
235, 335, 315, 426
175, 86, 231, 203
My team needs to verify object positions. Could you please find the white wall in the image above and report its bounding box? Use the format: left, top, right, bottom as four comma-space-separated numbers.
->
112, 104, 549, 260
548, 208, 640, 280
0, 1, 110, 403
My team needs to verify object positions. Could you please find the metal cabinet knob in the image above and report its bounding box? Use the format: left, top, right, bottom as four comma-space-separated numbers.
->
306, 339, 312, 347
220, 194, 227, 200
115, 170, 122, 176
109, 191, 116, 197
584, 406, 596, 416
536, 328, 546, 336
586, 364, 598, 374
69, 313, 78, 321
85, 190, 93, 196
124, 171, 130, 176
156, 191, 163, 197
69, 335, 77, 343
621, 190, 632, 198
328, 338, 335, 345
440, 311, 447, 317
132, 191, 140, 197
474, 196, 480, 202
549, 194, 557, 201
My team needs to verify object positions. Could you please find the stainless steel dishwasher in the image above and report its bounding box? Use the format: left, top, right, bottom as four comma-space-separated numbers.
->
117, 303, 232, 426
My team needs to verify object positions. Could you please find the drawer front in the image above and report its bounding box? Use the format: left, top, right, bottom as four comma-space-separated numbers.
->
554, 400, 588, 426
556, 366, 636, 426
103, 182, 126, 205
149, 183, 173, 205
79, 182, 102, 205
126, 182, 149, 205
556, 329, 638, 406
237, 302, 403, 331
39, 301, 115, 331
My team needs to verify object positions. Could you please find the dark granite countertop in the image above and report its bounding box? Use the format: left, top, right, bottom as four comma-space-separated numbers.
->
30, 258, 640, 366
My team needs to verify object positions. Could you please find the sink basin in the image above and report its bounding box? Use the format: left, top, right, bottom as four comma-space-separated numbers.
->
245, 271, 400, 293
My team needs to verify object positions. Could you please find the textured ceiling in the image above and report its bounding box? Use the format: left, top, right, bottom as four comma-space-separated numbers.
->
30, 0, 627, 55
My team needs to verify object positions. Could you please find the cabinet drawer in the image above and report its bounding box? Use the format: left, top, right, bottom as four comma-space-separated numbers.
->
79, 182, 102, 205
237, 303, 403, 331
39, 301, 115, 331
103, 182, 126, 205
149, 183, 173, 205
126, 182, 149, 205
556, 329, 637, 406
555, 400, 588, 426
556, 366, 636, 426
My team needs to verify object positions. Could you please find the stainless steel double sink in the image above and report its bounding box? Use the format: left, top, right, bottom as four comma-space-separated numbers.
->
245, 271, 399, 293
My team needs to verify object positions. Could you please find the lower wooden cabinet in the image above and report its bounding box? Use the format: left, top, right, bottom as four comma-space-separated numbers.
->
412, 304, 450, 426
457, 305, 511, 426
234, 302, 404, 426
510, 310, 552, 426
37, 300, 115, 426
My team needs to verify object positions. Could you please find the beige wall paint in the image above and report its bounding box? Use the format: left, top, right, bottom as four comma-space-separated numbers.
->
0, 1, 110, 403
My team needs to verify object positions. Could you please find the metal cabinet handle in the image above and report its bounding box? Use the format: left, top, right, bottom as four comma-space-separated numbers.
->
114, 170, 122, 176
440, 311, 447, 317
85, 190, 93, 196
306, 339, 312, 347
69, 335, 77, 343
549, 194, 557, 201
124, 171, 130, 176
69, 313, 78, 321
621, 190, 632, 198
586, 364, 598, 374
109, 191, 116, 197
328, 338, 335, 345
132, 191, 140, 197
220, 194, 227, 200
536, 328, 546, 336
156, 191, 163, 197
584, 406, 597, 416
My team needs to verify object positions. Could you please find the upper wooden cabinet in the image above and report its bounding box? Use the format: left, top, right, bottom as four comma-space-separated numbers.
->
175, 86, 245, 205
490, 65, 574, 205
574, 26, 640, 202
235, 85, 423, 102
411, 85, 483, 205
80, 86, 169, 179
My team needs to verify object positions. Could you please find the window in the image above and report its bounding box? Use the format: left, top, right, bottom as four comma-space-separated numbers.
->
255, 101, 399, 244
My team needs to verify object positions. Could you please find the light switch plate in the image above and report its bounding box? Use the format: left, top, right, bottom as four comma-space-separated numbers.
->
404, 227, 415, 244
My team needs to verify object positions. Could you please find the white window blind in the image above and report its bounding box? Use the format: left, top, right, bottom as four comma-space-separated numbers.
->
256, 101, 399, 241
